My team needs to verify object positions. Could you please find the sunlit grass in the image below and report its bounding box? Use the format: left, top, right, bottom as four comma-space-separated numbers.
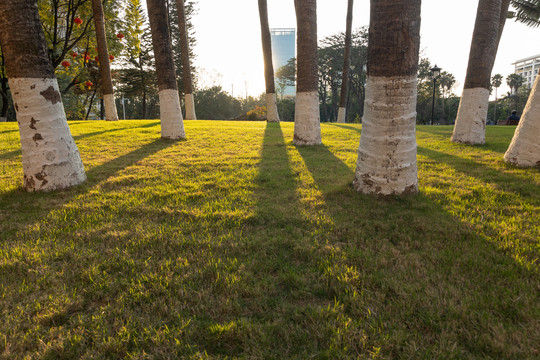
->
0, 120, 538, 358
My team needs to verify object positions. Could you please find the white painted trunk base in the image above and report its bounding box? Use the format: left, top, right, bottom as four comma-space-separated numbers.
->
184, 93, 197, 120
354, 75, 418, 195
451, 87, 489, 145
504, 75, 540, 167
266, 93, 280, 122
337, 107, 346, 123
159, 89, 186, 139
10, 78, 86, 191
103, 93, 119, 121
293, 91, 321, 145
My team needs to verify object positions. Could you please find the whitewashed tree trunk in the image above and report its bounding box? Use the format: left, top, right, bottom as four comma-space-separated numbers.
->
266, 93, 280, 122
103, 94, 119, 121
184, 93, 197, 120
159, 89, 185, 139
294, 91, 321, 145
451, 88, 489, 144
10, 78, 86, 191
337, 107, 346, 123
353, 75, 418, 195
504, 75, 540, 167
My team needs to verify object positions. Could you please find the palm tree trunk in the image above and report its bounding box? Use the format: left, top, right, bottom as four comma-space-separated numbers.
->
452, 0, 508, 144
504, 74, 540, 167
176, 0, 197, 120
146, 0, 185, 139
353, 0, 421, 196
0, 0, 86, 191
91, 0, 119, 121
294, 0, 321, 145
258, 0, 280, 122
337, 0, 353, 124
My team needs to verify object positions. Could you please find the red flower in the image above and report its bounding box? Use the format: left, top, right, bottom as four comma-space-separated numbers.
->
95, 56, 99, 62
85, 81, 93, 88
116, 33, 124, 40
61, 61, 71, 68
109, 55, 115, 61
70, 51, 78, 58
74, 17, 83, 27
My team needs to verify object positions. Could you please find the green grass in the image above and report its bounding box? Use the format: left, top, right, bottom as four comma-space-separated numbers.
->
0, 120, 539, 359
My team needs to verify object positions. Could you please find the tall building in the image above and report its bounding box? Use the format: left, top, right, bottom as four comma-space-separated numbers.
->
271, 28, 295, 97
513, 54, 540, 89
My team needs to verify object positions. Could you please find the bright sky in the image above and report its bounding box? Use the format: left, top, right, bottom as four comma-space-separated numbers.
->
189, 0, 540, 98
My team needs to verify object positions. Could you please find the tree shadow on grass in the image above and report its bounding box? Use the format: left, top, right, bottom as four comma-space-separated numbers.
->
0, 128, 18, 135
295, 143, 540, 358
327, 123, 362, 134
0, 138, 178, 241
418, 146, 539, 203
0, 121, 160, 161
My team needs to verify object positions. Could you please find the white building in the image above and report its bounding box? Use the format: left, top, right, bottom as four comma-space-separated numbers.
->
513, 54, 540, 89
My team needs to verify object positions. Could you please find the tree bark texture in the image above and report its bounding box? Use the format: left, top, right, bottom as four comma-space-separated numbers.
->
353, 0, 421, 196
0, 0, 86, 191
175, 0, 197, 119
504, 74, 540, 167
91, 0, 119, 121
294, 0, 321, 145
258, 0, 280, 122
452, 0, 503, 145
147, 0, 178, 92
338, 0, 353, 110
146, 0, 185, 139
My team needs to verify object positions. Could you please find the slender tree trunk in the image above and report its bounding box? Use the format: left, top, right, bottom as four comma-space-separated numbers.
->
452, 0, 508, 144
0, 0, 86, 191
258, 0, 280, 122
85, 89, 97, 120
504, 74, 540, 167
337, 0, 353, 123
353, 0, 421, 196
146, 0, 185, 139
294, 0, 321, 145
91, 0, 119, 121
176, 0, 197, 120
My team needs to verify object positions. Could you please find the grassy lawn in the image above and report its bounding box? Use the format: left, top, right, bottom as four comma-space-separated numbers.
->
0, 120, 539, 359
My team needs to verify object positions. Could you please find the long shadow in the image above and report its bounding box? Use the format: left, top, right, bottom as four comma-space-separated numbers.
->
327, 123, 362, 134
0, 121, 160, 161
295, 142, 540, 357
0, 138, 177, 241
418, 146, 539, 203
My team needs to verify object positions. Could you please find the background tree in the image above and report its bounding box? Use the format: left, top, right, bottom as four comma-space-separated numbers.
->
293, 0, 321, 145
146, 0, 185, 139
452, 0, 509, 145
439, 71, 456, 123
354, 0, 422, 196
491, 73, 503, 122
0, 45, 9, 121
337, 0, 353, 123
0, 0, 86, 191
91, 0, 119, 121
258, 0, 280, 122
175, 0, 197, 119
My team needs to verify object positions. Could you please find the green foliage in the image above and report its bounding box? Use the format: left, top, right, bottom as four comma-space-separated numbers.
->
510, 0, 540, 27
0, 121, 539, 358
194, 86, 242, 119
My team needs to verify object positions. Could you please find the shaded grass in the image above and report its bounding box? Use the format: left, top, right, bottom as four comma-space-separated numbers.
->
0, 120, 539, 359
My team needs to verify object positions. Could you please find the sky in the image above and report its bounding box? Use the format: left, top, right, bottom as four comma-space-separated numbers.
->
188, 0, 540, 99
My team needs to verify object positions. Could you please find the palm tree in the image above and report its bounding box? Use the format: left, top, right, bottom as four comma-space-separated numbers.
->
175, 0, 197, 120
91, 0, 119, 121
491, 73, 503, 122
293, 0, 321, 145
510, 0, 540, 27
452, 0, 510, 145
337, 0, 354, 124
507, 73, 525, 94
258, 0, 280, 122
353, 0, 422, 195
146, 0, 185, 139
0, 0, 86, 191
504, 73, 540, 167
